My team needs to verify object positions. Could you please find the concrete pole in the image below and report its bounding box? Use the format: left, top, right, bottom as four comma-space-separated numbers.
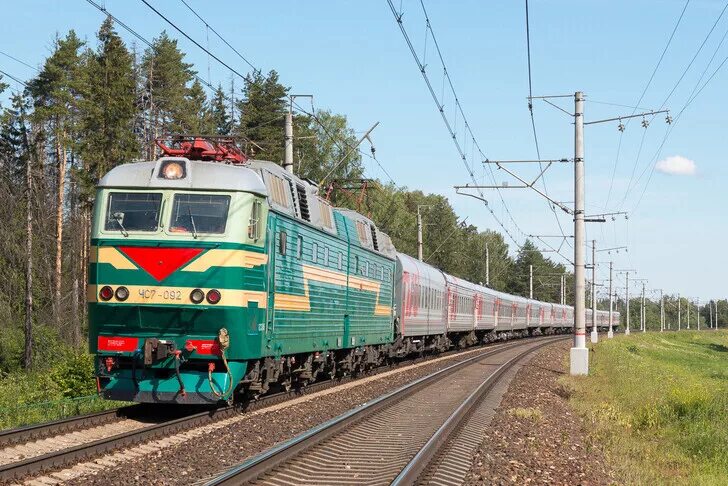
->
625, 272, 631, 335
485, 243, 490, 287
608, 261, 614, 338
560, 274, 565, 305
284, 108, 294, 174
529, 264, 533, 299
710, 301, 714, 329
716, 301, 719, 329
678, 293, 681, 331
660, 290, 664, 332
570, 91, 588, 375
590, 240, 598, 343
641, 282, 646, 333
697, 302, 700, 331
417, 206, 423, 261
687, 297, 690, 329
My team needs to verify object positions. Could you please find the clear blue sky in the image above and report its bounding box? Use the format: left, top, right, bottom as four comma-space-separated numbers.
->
1, 0, 725, 303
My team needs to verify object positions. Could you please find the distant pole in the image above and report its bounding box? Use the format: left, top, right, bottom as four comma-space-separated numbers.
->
570, 91, 588, 375
560, 274, 565, 305
417, 206, 423, 261
660, 289, 664, 332
590, 240, 598, 343
284, 105, 294, 174
641, 282, 646, 333
710, 301, 714, 329
678, 293, 681, 331
625, 272, 631, 335
687, 297, 691, 329
696, 299, 700, 331
608, 261, 614, 338
716, 301, 719, 329
529, 264, 533, 299
485, 243, 490, 286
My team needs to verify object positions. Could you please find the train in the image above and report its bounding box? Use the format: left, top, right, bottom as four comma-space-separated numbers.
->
88, 137, 619, 404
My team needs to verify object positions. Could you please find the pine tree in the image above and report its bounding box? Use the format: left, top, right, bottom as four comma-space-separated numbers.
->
26, 30, 84, 314
185, 79, 214, 134
210, 84, 231, 135
235, 70, 288, 161
79, 17, 138, 194
142, 31, 196, 156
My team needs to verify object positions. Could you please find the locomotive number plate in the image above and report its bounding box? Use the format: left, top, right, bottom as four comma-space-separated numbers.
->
138, 288, 183, 301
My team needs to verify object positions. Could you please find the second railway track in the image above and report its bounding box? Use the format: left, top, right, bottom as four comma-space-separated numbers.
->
204, 335, 563, 486
0, 334, 562, 483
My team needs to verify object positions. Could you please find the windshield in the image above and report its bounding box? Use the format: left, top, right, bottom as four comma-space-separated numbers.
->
170, 194, 230, 234
105, 192, 162, 232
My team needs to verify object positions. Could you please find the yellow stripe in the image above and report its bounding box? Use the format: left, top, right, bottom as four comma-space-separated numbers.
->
91, 247, 137, 270
374, 304, 392, 316
275, 264, 389, 313
181, 249, 268, 272
88, 284, 266, 308
274, 293, 310, 312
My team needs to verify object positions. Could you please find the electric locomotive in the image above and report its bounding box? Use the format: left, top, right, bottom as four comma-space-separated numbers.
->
89, 137, 399, 404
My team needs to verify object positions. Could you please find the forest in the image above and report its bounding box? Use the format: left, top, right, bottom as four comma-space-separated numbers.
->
0, 19, 724, 416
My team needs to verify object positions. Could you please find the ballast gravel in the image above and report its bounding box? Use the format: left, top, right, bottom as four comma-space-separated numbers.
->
55, 344, 509, 485
465, 340, 615, 485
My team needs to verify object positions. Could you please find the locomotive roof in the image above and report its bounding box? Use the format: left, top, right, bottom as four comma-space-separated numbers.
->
98, 157, 268, 196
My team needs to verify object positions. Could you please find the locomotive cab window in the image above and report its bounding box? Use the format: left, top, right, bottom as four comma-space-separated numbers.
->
105, 192, 162, 232
169, 193, 230, 234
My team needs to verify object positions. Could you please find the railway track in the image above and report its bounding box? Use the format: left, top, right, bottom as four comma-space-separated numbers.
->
0, 334, 560, 483
202, 335, 563, 486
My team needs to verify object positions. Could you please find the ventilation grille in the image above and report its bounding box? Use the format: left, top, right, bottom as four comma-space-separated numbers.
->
370, 224, 379, 251
295, 184, 310, 221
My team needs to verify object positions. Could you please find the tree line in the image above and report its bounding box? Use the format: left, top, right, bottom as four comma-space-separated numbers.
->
0, 19, 589, 372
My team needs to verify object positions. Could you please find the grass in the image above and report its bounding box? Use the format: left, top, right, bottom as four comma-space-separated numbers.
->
566, 330, 728, 485
508, 407, 544, 422
0, 352, 125, 430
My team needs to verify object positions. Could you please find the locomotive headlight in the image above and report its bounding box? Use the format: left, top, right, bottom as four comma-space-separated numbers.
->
206, 289, 221, 304
190, 288, 205, 304
115, 286, 129, 301
99, 286, 114, 301
159, 160, 186, 179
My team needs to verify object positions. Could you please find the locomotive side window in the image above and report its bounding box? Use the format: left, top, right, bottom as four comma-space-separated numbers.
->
105, 192, 162, 232
170, 194, 230, 234
248, 198, 262, 241
297, 235, 303, 259
279, 231, 287, 255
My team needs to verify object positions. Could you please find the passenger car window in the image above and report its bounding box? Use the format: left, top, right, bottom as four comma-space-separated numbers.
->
170, 194, 230, 234
106, 192, 162, 232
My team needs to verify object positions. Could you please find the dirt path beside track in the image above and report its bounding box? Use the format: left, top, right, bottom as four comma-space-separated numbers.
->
466, 341, 616, 485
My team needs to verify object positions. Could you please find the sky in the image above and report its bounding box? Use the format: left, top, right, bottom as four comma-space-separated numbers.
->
0, 0, 725, 302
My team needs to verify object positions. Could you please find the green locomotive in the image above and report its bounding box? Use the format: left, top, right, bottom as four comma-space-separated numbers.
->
89, 138, 395, 404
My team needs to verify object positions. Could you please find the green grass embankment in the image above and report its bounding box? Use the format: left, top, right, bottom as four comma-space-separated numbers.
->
0, 353, 124, 429
567, 331, 728, 485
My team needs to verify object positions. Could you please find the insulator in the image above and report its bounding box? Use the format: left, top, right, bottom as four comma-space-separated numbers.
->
641, 117, 649, 128
618, 121, 625, 132
665, 114, 673, 124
